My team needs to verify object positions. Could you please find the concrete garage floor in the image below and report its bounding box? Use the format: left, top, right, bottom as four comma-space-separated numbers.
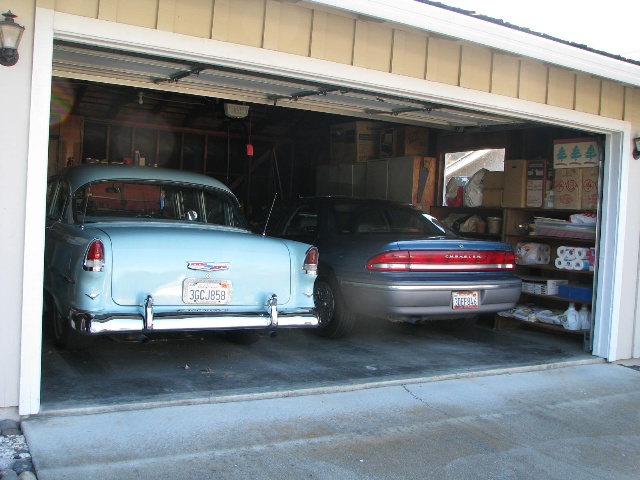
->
40, 316, 596, 415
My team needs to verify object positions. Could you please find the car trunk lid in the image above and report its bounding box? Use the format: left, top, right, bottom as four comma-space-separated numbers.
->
99, 224, 293, 307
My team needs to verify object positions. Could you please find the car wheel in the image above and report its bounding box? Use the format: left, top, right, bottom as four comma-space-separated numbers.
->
50, 302, 83, 350
433, 316, 478, 332
313, 277, 356, 339
224, 330, 261, 345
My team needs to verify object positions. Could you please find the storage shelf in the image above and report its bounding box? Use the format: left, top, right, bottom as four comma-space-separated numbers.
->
516, 264, 593, 275
505, 234, 595, 244
520, 291, 592, 304
520, 319, 586, 336
458, 232, 502, 240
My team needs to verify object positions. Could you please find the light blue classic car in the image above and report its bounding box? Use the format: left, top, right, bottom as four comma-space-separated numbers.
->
43, 164, 319, 348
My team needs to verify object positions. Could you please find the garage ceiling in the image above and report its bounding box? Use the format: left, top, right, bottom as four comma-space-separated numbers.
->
52, 42, 529, 135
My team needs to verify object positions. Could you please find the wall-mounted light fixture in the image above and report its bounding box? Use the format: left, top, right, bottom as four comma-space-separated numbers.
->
633, 137, 640, 160
0, 11, 25, 67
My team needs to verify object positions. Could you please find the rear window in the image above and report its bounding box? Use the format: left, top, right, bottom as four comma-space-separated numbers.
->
73, 180, 247, 228
332, 202, 448, 236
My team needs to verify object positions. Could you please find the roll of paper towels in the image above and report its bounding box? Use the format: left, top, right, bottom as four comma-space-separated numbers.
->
573, 248, 589, 260
572, 259, 590, 270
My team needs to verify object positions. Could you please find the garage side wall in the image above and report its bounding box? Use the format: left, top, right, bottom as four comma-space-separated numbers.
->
0, 0, 36, 410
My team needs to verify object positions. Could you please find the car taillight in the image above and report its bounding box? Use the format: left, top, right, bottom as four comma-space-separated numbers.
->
303, 247, 318, 275
83, 239, 105, 272
366, 250, 515, 272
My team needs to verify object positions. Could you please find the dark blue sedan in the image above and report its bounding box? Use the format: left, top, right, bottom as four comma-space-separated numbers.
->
274, 197, 521, 338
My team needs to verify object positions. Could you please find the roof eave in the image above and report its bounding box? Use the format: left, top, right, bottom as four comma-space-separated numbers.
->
304, 0, 640, 88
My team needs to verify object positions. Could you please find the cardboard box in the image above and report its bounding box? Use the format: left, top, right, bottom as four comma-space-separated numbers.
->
483, 171, 504, 189
379, 128, 395, 158
379, 126, 430, 158
581, 167, 599, 210
519, 275, 568, 295
397, 126, 429, 156
553, 168, 582, 209
553, 137, 599, 169
534, 219, 596, 239
558, 284, 593, 302
526, 159, 548, 208
502, 160, 527, 207
482, 188, 503, 207
330, 121, 380, 164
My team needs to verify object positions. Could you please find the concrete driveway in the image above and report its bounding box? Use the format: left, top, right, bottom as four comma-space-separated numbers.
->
22, 361, 640, 480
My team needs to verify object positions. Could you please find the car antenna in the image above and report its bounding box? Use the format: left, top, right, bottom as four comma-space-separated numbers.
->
81, 187, 91, 229
263, 193, 278, 237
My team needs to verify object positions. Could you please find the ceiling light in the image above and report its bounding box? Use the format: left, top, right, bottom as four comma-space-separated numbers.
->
224, 103, 249, 119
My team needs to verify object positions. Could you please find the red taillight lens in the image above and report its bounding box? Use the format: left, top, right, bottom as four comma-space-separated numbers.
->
366, 250, 515, 272
83, 239, 105, 272
303, 247, 318, 275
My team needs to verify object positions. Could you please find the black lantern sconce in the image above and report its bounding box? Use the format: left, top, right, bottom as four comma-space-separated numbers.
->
0, 11, 25, 67
633, 137, 640, 160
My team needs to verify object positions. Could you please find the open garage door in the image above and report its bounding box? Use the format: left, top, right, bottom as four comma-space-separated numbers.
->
40, 40, 608, 414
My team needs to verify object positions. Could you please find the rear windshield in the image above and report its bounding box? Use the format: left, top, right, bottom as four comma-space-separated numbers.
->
73, 180, 247, 229
332, 202, 452, 236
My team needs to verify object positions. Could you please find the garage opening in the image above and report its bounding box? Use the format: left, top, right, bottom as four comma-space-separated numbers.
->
41, 42, 604, 412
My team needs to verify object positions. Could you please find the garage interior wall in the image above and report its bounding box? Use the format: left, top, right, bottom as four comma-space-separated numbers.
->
2, 0, 639, 415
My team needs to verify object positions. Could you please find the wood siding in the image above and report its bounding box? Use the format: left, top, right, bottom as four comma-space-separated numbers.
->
53, 0, 636, 121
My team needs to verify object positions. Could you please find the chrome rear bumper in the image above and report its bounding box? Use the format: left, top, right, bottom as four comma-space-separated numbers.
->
69, 294, 319, 334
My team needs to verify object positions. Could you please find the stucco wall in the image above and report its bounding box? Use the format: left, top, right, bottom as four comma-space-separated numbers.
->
0, 1, 35, 409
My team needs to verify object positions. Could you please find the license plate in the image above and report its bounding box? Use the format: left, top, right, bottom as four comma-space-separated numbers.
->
452, 291, 479, 310
183, 279, 232, 304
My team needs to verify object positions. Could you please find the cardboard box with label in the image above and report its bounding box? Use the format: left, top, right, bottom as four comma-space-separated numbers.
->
379, 126, 429, 157
553, 137, 599, 169
553, 168, 582, 209
330, 121, 380, 164
581, 167, 599, 210
502, 160, 527, 207
552, 166, 599, 210
526, 159, 549, 208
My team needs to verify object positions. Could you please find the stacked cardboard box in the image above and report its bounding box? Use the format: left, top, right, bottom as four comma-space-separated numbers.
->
502, 160, 527, 207
379, 126, 429, 158
482, 171, 504, 207
552, 137, 599, 210
552, 167, 599, 209
330, 121, 381, 164
525, 160, 553, 208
